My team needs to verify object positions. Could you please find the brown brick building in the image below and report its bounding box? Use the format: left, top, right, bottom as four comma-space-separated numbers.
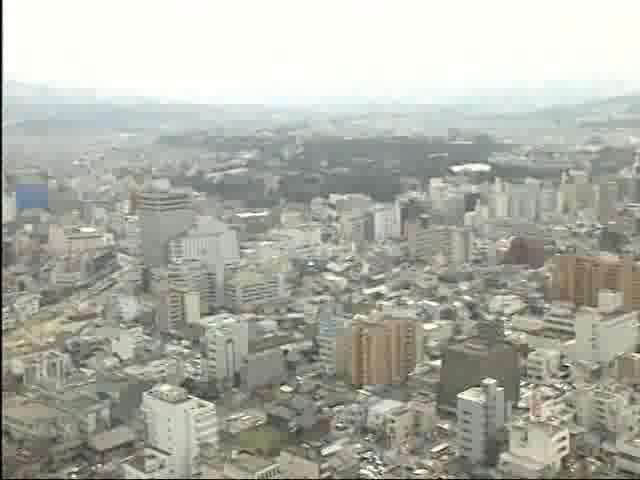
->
552, 254, 640, 312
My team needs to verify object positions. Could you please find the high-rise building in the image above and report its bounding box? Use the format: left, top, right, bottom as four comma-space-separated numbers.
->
151, 260, 211, 332
456, 378, 508, 466
552, 254, 640, 312
595, 180, 619, 224
574, 290, 639, 366
510, 183, 539, 221
200, 314, 249, 387
1, 176, 17, 224
317, 303, 352, 377
394, 191, 430, 238
628, 150, 640, 203
438, 315, 520, 413
141, 384, 218, 478
615, 353, 640, 386
224, 266, 286, 313
407, 214, 435, 261
448, 226, 474, 269
168, 216, 239, 266
371, 203, 395, 243
407, 220, 472, 268
340, 209, 374, 246
349, 314, 419, 388
139, 180, 194, 268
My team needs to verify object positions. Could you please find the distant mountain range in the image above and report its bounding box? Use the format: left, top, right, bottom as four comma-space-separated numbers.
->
3, 79, 639, 131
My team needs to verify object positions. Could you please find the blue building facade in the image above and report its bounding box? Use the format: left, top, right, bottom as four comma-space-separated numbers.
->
15, 175, 49, 210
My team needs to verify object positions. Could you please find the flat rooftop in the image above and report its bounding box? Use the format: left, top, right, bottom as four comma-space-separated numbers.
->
227, 453, 275, 473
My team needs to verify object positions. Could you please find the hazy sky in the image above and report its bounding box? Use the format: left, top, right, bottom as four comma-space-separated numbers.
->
5, 0, 640, 102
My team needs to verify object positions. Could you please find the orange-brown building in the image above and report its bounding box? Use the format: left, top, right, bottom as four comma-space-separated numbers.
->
349, 315, 420, 388
552, 254, 640, 312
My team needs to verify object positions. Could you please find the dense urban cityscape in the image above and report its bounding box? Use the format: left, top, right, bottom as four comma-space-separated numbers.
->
3, 1, 640, 478
2, 82, 640, 479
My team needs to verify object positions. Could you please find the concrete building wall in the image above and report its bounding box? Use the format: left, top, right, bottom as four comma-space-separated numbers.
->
141, 384, 218, 478
241, 348, 286, 393
456, 378, 507, 466
139, 188, 194, 268
438, 341, 520, 413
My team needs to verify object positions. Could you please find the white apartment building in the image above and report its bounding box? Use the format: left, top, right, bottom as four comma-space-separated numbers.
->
491, 191, 511, 218
366, 399, 414, 449
448, 226, 474, 269
526, 348, 564, 384
199, 314, 249, 385
612, 412, 640, 473
317, 304, 351, 377
499, 419, 570, 478
407, 220, 472, 268
573, 383, 634, 436
272, 224, 325, 259
543, 302, 577, 336
49, 224, 109, 256
510, 182, 540, 221
141, 384, 218, 478
372, 203, 395, 243
2, 305, 17, 332
407, 215, 438, 261
331, 193, 372, 217
120, 215, 141, 255
168, 216, 239, 266
123, 447, 172, 479
429, 178, 448, 211
394, 191, 430, 238
168, 216, 238, 308
340, 210, 371, 245
574, 291, 639, 366
152, 260, 212, 331
456, 378, 508, 466
2, 191, 16, 224
224, 268, 284, 313
540, 181, 558, 219
111, 326, 144, 361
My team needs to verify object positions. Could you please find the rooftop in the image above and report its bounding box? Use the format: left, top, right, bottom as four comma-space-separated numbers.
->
146, 384, 189, 403
227, 453, 276, 473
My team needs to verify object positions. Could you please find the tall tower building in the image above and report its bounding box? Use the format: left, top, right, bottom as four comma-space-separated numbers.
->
139, 180, 194, 268
349, 314, 419, 388
201, 314, 249, 387
141, 384, 218, 478
395, 191, 431, 239
595, 180, 619, 224
629, 150, 640, 203
317, 302, 352, 377
151, 260, 211, 332
407, 220, 472, 269
456, 378, 508, 467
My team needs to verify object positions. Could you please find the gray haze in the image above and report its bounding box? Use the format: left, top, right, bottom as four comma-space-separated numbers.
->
4, 0, 640, 105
